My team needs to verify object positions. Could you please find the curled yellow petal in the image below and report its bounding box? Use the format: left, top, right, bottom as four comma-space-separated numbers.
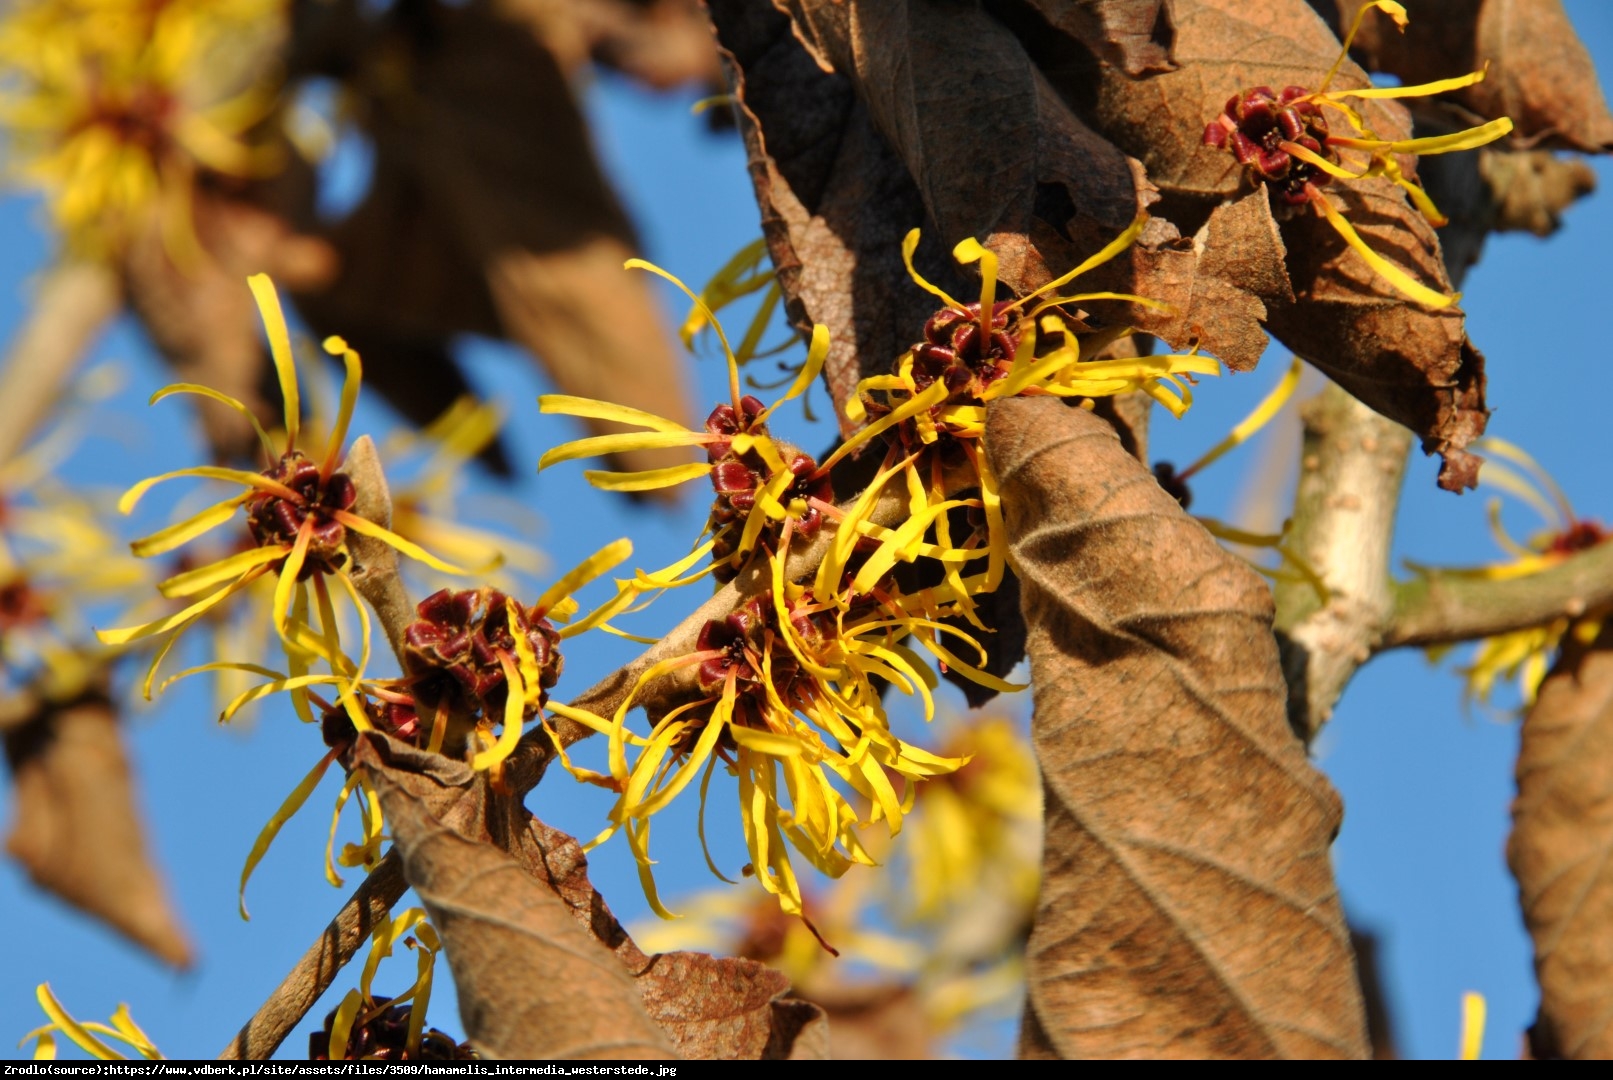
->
239, 750, 338, 919
1311, 191, 1456, 309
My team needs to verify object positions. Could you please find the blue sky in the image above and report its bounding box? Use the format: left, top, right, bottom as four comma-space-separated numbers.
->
3, 1, 1612, 1060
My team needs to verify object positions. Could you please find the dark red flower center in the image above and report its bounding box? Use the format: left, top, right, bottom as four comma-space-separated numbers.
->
1204, 85, 1334, 207
402, 587, 562, 720
245, 451, 357, 580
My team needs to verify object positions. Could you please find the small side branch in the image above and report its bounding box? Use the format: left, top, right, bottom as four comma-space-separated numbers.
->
217, 851, 408, 1060
1383, 541, 1613, 649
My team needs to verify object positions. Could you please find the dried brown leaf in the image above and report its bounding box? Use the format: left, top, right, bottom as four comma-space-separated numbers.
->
1047, 0, 1488, 488
1508, 621, 1613, 1060
808, 985, 933, 1060
351, 733, 827, 1060
713, 0, 970, 432
4, 695, 192, 967
1024, 0, 1177, 76
562, 0, 726, 89
717, 0, 1266, 414
1327, 0, 1613, 153
1260, 175, 1487, 492
351, 733, 673, 1060
298, 0, 694, 476
986, 395, 1366, 1059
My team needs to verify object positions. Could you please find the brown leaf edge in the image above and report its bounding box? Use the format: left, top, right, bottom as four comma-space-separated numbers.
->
987, 395, 1367, 1058
3, 689, 193, 967
349, 733, 828, 1059
1508, 620, 1613, 1060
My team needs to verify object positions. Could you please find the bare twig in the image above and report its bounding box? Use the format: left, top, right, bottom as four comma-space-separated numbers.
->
0, 260, 121, 464
217, 850, 408, 1060
1273, 384, 1413, 743
343, 435, 416, 660
1383, 540, 1613, 649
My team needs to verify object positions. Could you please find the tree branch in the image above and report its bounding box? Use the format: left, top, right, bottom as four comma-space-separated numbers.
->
217, 850, 408, 1060
1383, 540, 1613, 649
343, 435, 416, 661
0, 260, 121, 465
1273, 383, 1412, 743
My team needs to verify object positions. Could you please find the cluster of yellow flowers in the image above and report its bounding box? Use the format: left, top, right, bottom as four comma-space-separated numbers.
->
529, 225, 1213, 920
0, 0, 284, 259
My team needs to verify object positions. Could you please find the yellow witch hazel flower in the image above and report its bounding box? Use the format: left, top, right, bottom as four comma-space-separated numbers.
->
562, 542, 975, 924
20, 984, 162, 1060
829, 217, 1216, 629
97, 275, 469, 720
0, 0, 285, 260
179, 540, 628, 917
1411, 438, 1607, 705
541, 257, 834, 589
1, 422, 151, 697
1203, 0, 1513, 308
311, 907, 473, 1060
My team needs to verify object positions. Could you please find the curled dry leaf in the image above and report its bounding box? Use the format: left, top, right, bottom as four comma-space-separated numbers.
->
1261, 175, 1487, 492
294, 0, 694, 478
986, 395, 1366, 1059
350, 733, 828, 1060
770, 0, 1266, 367
1040, 0, 1489, 489
1508, 621, 1613, 1060
712, 0, 1269, 439
1323, 0, 1613, 153
712, 0, 965, 432
3, 694, 192, 967
1023, 0, 1177, 77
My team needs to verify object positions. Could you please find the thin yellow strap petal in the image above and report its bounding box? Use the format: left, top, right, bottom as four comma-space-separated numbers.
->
757, 322, 830, 422
320, 336, 363, 477
130, 494, 250, 557
538, 430, 711, 470
238, 751, 337, 920
151, 383, 275, 460
583, 462, 712, 493
627, 257, 744, 411
119, 465, 298, 516
33, 986, 123, 1060
331, 511, 470, 575
533, 538, 633, 615
1180, 357, 1302, 481
539, 395, 690, 433
1312, 192, 1456, 308
156, 544, 286, 599
901, 228, 966, 311
1320, 0, 1407, 94
1011, 213, 1149, 312
1335, 69, 1487, 100
247, 274, 300, 452
1459, 991, 1486, 1060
